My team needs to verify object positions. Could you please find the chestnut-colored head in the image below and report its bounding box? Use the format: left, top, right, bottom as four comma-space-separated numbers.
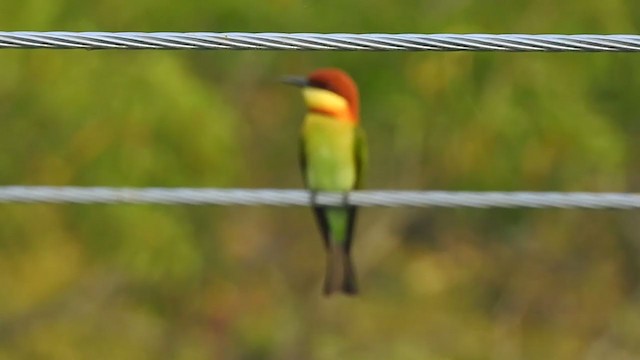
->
282, 68, 360, 122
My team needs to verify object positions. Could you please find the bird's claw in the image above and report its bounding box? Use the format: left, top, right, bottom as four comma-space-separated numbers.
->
341, 193, 350, 207
310, 190, 319, 206
310, 191, 350, 207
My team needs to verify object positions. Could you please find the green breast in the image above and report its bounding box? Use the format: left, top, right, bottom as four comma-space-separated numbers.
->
302, 113, 357, 191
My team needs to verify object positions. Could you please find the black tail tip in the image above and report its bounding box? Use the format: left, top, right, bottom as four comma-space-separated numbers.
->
323, 281, 358, 296
342, 281, 358, 296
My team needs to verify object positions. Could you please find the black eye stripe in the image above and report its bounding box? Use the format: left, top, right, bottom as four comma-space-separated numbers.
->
308, 80, 331, 91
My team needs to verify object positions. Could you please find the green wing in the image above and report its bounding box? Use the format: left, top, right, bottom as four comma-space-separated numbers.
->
354, 125, 367, 189
299, 135, 309, 187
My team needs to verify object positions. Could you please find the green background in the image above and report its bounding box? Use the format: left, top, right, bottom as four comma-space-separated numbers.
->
2, 0, 640, 358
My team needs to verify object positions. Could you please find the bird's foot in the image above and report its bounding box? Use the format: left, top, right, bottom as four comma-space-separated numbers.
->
310, 190, 319, 206
341, 192, 351, 207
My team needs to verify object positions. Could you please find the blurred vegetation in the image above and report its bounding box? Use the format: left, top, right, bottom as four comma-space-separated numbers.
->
2, 0, 640, 358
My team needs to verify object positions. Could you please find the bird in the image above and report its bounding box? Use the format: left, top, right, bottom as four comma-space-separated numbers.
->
282, 68, 367, 296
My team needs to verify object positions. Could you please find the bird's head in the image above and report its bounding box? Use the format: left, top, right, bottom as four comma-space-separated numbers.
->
282, 68, 359, 123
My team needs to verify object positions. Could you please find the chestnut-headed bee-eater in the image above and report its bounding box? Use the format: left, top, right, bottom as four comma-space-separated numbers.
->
282, 68, 367, 296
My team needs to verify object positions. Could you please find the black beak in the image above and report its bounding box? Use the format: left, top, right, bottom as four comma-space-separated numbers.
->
280, 75, 308, 87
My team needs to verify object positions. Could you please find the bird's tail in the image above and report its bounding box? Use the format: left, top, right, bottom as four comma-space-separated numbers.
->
313, 206, 358, 296
324, 242, 357, 295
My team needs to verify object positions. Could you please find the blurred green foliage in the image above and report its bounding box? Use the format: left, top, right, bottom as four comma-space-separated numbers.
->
2, 0, 640, 358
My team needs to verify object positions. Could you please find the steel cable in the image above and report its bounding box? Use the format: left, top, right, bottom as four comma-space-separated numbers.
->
2, 32, 640, 51
0, 187, 639, 209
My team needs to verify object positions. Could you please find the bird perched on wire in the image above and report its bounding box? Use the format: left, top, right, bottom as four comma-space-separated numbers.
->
282, 68, 367, 296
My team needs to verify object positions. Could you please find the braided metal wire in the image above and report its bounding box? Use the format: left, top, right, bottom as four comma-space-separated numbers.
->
2, 32, 640, 51
0, 186, 639, 209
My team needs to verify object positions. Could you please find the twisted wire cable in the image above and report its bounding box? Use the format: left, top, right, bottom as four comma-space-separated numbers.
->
2, 32, 640, 51
1, 186, 639, 209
